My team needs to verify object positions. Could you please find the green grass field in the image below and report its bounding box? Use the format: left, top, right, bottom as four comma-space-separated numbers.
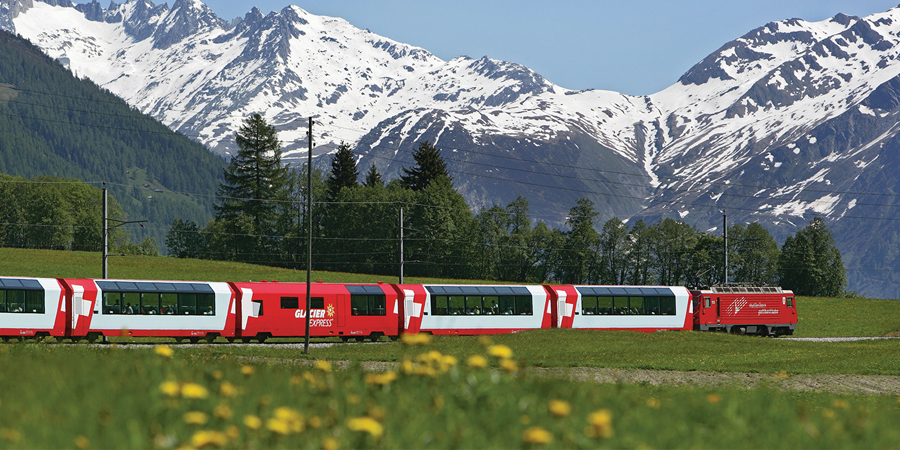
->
1, 248, 899, 448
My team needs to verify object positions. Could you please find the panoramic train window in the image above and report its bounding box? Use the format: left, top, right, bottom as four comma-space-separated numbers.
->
0, 279, 45, 314
427, 286, 534, 316
97, 281, 215, 315
578, 287, 677, 316
347, 285, 386, 316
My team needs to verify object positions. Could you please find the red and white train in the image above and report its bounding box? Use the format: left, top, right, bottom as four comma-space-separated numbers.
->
0, 276, 796, 342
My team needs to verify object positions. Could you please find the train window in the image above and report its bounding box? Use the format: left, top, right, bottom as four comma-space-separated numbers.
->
103, 292, 122, 314
645, 296, 660, 315
351, 295, 367, 315
179, 293, 197, 315
661, 297, 676, 315
465, 296, 483, 315
582, 296, 598, 315
786, 297, 794, 308
613, 297, 629, 314
141, 292, 160, 315
703, 297, 711, 308
161, 293, 177, 314
0, 290, 5, 312
350, 294, 386, 316
252, 299, 264, 316
24, 290, 42, 313
629, 296, 644, 315
449, 295, 465, 315
281, 297, 299, 309
431, 295, 448, 315
123, 292, 140, 314
198, 294, 215, 315
311, 297, 325, 310
515, 296, 533, 315
483, 296, 499, 314
498, 296, 516, 315
597, 296, 612, 315
368, 295, 386, 316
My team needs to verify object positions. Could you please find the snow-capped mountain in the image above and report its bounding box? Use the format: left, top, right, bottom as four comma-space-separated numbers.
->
5, 0, 900, 297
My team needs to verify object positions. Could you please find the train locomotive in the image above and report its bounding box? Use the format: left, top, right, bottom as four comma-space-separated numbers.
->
0, 276, 796, 342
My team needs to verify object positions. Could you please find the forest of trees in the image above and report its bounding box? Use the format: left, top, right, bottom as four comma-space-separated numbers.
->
165, 115, 850, 297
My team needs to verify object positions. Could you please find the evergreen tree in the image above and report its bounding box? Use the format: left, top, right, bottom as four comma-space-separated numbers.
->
598, 217, 630, 285
363, 165, 384, 188
215, 114, 287, 227
730, 222, 779, 285
399, 141, 450, 191
324, 142, 359, 201
778, 217, 846, 297
559, 198, 599, 284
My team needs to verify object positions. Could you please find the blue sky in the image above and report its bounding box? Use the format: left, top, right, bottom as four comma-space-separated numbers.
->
198, 0, 899, 95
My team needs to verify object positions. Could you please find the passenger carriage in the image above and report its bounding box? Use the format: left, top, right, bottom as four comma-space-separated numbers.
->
0, 276, 69, 340
547, 285, 693, 331
398, 284, 553, 335
61, 278, 236, 343
229, 281, 400, 342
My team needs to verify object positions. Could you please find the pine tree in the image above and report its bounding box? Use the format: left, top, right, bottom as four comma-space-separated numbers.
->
778, 217, 846, 297
325, 142, 359, 201
364, 165, 384, 188
214, 113, 288, 232
399, 141, 450, 191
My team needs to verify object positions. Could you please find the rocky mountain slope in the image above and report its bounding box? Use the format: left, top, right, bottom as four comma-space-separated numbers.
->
4, 0, 900, 297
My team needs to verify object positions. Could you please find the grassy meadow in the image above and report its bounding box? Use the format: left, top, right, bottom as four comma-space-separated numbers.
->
1, 248, 899, 448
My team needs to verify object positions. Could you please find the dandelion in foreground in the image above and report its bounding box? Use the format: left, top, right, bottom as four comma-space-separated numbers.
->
500, 358, 518, 372
219, 381, 238, 397
243, 415, 262, 430
315, 360, 332, 373
191, 430, 227, 448
74, 435, 90, 449
322, 437, 340, 450
181, 383, 210, 399
549, 399, 571, 417
522, 426, 553, 444
365, 371, 398, 386
400, 332, 431, 346
585, 409, 613, 439
706, 393, 721, 405
159, 380, 180, 397
241, 365, 255, 376
487, 344, 513, 359
646, 397, 661, 408
154, 344, 174, 358
467, 354, 488, 369
183, 411, 209, 425
346, 416, 384, 439
213, 403, 233, 420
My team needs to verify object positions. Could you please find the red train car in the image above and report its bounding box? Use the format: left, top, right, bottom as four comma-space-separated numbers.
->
547, 285, 693, 331
0, 276, 69, 340
61, 278, 237, 343
230, 281, 401, 342
398, 284, 553, 335
691, 286, 796, 336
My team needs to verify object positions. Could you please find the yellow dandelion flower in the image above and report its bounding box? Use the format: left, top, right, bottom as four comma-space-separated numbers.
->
365, 371, 398, 386
522, 426, 553, 445
368, 407, 385, 421
219, 381, 238, 397
400, 332, 431, 346
183, 411, 209, 425
487, 344, 513, 359
499, 358, 518, 372
224, 425, 240, 441
646, 397, 661, 409
315, 360, 332, 373
213, 404, 233, 420
308, 416, 322, 429
822, 408, 835, 419
181, 383, 209, 399
586, 409, 613, 439
346, 417, 383, 439
212, 370, 223, 380
266, 418, 291, 435
274, 406, 304, 432
190, 430, 227, 448
478, 335, 492, 346
467, 354, 488, 369
706, 393, 721, 405
243, 415, 262, 430
154, 345, 174, 358
290, 375, 302, 386
241, 365, 255, 376
302, 372, 318, 383
348, 394, 360, 404
322, 437, 340, 450
159, 380, 181, 397
401, 359, 414, 374
549, 400, 571, 417
831, 399, 848, 409
439, 354, 457, 371
74, 435, 90, 449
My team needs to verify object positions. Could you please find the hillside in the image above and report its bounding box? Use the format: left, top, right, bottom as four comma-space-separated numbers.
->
0, 28, 225, 247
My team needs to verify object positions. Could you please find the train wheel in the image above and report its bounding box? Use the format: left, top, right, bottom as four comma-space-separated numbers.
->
368, 334, 381, 342
340, 336, 351, 343
256, 335, 267, 344
241, 337, 252, 343
226, 337, 236, 343
175, 337, 185, 344
189, 337, 201, 344
204, 334, 217, 344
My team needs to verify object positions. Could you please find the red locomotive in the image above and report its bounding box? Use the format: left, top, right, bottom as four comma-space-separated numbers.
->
0, 275, 797, 342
